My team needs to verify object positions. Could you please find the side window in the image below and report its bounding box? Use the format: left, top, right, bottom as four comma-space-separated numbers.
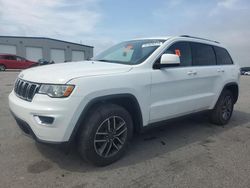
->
191, 43, 216, 66
6, 55, 16, 60
214, 46, 233, 65
16, 56, 24, 61
165, 42, 192, 66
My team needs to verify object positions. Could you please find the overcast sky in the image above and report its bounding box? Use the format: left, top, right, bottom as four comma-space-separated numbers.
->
0, 0, 249, 66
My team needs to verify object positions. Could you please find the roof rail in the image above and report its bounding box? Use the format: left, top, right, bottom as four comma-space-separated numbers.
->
179, 35, 220, 44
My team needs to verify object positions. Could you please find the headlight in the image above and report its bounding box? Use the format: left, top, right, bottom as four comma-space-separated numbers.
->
38, 84, 75, 98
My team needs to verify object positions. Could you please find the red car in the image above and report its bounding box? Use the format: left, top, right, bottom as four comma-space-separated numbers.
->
0, 54, 38, 71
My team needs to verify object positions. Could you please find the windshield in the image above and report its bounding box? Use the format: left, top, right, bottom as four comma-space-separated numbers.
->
93, 39, 165, 65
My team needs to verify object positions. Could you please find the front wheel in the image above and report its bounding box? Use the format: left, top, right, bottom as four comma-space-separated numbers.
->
210, 90, 234, 125
77, 103, 133, 166
0, 65, 6, 71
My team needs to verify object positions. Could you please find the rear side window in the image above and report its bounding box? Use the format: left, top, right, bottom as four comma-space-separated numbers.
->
165, 42, 192, 66
3, 55, 16, 60
8, 55, 17, 60
191, 43, 216, 66
0, 55, 8, 60
214, 46, 233, 65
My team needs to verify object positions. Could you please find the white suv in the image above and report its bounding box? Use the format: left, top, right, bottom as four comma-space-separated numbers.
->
9, 35, 240, 166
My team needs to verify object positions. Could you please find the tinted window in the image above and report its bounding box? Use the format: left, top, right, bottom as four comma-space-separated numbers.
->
165, 42, 192, 66
0, 55, 9, 60
214, 46, 233, 65
5, 55, 16, 60
191, 43, 216, 66
16, 56, 24, 61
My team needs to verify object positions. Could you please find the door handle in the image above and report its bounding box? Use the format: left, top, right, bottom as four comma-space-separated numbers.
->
217, 69, 225, 73
187, 70, 197, 75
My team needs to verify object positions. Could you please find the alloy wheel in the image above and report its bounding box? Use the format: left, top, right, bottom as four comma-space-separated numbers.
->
0, 65, 5, 71
94, 116, 127, 158
221, 95, 233, 120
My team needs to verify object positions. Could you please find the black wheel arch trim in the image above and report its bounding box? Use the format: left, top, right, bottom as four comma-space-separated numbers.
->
68, 93, 143, 143
220, 82, 239, 104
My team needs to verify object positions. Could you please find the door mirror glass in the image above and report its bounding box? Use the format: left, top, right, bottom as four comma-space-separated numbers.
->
160, 54, 180, 65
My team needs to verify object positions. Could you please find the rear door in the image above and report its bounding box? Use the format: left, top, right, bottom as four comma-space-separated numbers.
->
190, 42, 223, 109
16, 56, 31, 69
213, 46, 236, 101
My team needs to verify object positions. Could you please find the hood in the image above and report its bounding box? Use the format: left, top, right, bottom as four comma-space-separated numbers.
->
19, 61, 133, 84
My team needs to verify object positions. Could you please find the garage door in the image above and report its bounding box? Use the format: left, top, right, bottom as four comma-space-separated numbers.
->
0, 44, 17, 54
50, 49, 65, 63
72, 50, 85, 61
26, 47, 43, 62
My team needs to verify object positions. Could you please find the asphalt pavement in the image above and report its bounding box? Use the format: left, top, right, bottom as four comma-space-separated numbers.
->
0, 71, 250, 188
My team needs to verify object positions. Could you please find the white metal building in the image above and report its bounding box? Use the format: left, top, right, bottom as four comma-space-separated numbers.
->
0, 36, 94, 63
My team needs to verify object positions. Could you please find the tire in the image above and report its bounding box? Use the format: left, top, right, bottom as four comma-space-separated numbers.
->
210, 90, 234, 125
0, 65, 6, 71
77, 103, 133, 166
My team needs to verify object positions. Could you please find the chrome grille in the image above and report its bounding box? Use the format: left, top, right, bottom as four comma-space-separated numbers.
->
14, 79, 40, 101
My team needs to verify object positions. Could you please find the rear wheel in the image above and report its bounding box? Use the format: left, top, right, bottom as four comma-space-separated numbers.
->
210, 90, 234, 125
0, 65, 6, 71
77, 103, 133, 166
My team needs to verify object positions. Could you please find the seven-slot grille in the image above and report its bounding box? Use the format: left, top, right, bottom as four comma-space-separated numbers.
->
14, 79, 40, 101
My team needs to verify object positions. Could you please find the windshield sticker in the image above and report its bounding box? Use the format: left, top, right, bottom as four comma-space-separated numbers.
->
125, 44, 134, 50
142, 42, 163, 48
124, 45, 134, 52
175, 49, 181, 56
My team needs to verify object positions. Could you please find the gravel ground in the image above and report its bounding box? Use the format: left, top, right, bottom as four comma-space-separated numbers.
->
0, 71, 250, 188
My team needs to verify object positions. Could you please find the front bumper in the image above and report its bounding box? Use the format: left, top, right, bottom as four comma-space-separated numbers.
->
10, 110, 64, 144
9, 91, 81, 142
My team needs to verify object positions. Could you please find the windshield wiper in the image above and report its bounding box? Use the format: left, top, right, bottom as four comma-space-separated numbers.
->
94, 59, 131, 65
95, 59, 108, 62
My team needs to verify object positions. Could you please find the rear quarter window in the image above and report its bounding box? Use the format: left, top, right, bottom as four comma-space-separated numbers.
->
214, 46, 233, 65
191, 43, 216, 66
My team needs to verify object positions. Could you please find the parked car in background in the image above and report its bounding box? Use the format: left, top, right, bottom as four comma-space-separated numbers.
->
244, 72, 250, 75
240, 67, 250, 76
38, 59, 55, 66
0, 54, 38, 71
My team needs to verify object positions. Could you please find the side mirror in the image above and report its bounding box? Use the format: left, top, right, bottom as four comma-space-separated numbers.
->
160, 54, 180, 65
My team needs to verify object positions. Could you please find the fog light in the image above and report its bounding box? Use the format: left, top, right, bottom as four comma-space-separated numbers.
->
34, 115, 54, 126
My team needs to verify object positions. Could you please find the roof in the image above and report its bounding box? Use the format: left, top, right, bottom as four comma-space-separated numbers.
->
131, 35, 220, 44
131, 36, 172, 41
0, 36, 93, 48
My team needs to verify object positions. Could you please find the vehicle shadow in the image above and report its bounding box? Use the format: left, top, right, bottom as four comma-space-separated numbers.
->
36, 110, 250, 172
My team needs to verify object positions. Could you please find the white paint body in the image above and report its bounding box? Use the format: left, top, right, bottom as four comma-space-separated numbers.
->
9, 36, 240, 142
